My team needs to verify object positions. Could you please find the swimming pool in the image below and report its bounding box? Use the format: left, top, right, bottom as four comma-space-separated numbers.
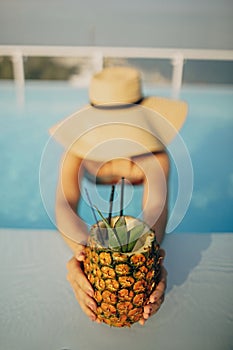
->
0, 81, 233, 233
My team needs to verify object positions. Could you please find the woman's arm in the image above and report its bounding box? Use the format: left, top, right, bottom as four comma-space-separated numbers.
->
56, 151, 97, 321
137, 152, 170, 244
137, 152, 169, 324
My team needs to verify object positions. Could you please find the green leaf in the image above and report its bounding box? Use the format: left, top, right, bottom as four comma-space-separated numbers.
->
94, 206, 122, 250
127, 223, 145, 252
114, 216, 128, 252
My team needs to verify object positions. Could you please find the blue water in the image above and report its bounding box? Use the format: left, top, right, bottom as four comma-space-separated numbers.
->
0, 81, 233, 233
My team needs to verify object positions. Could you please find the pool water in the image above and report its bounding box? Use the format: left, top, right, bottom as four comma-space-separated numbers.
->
0, 81, 233, 233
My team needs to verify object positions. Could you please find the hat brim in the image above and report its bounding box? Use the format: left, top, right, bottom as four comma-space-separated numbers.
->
49, 97, 188, 161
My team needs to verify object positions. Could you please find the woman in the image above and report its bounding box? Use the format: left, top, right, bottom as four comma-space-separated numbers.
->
50, 66, 187, 324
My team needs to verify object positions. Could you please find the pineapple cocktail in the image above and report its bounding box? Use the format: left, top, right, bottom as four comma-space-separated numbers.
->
83, 179, 161, 327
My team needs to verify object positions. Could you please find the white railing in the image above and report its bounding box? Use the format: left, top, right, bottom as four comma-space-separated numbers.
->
1, 45, 233, 105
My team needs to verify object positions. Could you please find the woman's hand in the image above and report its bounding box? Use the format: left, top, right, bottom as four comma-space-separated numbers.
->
139, 249, 167, 325
66, 245, 97, 322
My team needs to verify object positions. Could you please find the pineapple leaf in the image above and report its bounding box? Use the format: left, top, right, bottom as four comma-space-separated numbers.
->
94, 206, 122, 251
114, 216, 128, 252
126, 223, 145, 252
94, 206, 112, 229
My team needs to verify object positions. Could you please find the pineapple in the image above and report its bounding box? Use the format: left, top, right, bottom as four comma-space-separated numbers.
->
83, 180, 161, 327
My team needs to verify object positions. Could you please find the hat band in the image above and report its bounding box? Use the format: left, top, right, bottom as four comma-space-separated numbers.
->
90, 97, 144, 110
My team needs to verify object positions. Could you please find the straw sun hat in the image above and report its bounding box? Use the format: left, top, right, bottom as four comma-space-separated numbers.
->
50, 66, 188, 161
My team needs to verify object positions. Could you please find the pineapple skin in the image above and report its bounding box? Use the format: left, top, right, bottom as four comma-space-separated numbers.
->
84, 219, 161, 327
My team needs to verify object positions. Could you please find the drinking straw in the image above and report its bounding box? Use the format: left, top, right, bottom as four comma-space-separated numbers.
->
120, 177, 125, 217
108, 185, 115, 225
